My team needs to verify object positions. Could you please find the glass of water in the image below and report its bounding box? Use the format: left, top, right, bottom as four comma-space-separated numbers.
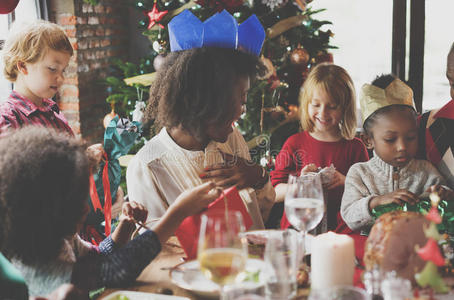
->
264, 230, 302, 300
284, 174, 325, 252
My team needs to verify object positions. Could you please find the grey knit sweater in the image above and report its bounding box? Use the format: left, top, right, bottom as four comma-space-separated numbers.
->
341, 156, 445, 231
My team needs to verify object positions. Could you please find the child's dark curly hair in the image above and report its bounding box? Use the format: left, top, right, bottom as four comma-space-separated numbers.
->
143, 47, 264, 140
363, 74, 416, 135
0, 127, 89, 264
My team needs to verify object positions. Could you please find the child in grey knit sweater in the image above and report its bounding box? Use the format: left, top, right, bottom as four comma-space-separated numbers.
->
341, 75, 450, 232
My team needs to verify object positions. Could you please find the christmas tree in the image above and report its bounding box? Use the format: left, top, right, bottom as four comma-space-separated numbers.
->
128, 0, 336, 165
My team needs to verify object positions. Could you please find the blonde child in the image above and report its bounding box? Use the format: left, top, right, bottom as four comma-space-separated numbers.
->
341, 74, 448, 232
271, 63, 369, 232
0, 20, 75, 135
0, 127, 221, 297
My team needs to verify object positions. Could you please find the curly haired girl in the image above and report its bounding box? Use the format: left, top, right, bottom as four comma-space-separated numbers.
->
0, 127, 220, 297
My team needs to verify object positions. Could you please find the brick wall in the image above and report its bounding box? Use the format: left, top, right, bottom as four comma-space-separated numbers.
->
51, 0, 129, 142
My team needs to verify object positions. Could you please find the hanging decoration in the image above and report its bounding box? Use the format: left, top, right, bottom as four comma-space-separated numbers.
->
132, 87, 147, 123
261, 0, 288, 11
145, 2, 169, 29
153, 53, 167, 71
103, 102, 118, 129
290, 47, 310, 66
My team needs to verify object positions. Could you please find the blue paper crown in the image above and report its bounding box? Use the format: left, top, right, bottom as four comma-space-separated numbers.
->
168, 10, 265, 56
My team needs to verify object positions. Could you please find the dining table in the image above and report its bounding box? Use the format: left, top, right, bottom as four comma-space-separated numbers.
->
99, 234, 454, 300
99, 236, 311, 300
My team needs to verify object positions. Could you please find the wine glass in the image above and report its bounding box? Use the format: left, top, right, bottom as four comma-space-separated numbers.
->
284, 174, 325, 252
198, 210, 248, 300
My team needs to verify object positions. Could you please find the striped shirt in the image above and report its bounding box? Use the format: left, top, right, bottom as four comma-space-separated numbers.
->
0, 91, 73, 136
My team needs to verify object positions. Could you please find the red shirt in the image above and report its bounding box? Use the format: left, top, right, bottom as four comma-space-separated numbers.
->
0, 91, 74, 136
417, 100, 454, 189
271, 131, 369, 231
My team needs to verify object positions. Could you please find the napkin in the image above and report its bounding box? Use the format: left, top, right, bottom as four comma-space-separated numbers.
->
175, 186, 253, 259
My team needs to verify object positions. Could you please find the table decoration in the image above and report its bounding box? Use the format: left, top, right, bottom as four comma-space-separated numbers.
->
311, 232, 355, 289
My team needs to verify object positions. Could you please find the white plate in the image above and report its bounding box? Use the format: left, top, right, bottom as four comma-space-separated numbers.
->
101, 291, 190, 300
170, 259, 266, 298
243, 230, 313, 255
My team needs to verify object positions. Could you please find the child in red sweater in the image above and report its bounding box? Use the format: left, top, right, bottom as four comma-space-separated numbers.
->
271, 63, 368, 232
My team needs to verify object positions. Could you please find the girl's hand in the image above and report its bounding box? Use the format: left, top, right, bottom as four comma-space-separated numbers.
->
369, 189, 418, 210
112, 201, 148, 246
121, 201, 148, 224
152, 182, 222, 245
201, 152, 265, 190
324, 170, 345, 190
171, 181, 222, 218
300, 163, 318, 176
426, 185, 454, 201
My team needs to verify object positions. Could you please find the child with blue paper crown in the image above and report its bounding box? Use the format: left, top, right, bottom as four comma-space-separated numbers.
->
341, 75, 451, 232
127, 10, 276, 229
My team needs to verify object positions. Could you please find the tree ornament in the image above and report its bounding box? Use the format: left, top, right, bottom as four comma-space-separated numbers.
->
132, 87, 146, 123
0, 0, 19, 13
257, 56, 275, 80
290, 48, 310, 66
153, 54, 167, 71
287, 104, 299, 120
103, 102, 118, 128
315, 51, 334, 64
261, 0, 288, 10
152, 39, 168, 53
144, 2, 168, 29
152, 28, 168, 54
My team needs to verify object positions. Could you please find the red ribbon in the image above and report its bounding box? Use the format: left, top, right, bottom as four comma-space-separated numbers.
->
88, 152, 112, 237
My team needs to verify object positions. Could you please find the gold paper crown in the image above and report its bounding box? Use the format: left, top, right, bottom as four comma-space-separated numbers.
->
359, 78, 415, 125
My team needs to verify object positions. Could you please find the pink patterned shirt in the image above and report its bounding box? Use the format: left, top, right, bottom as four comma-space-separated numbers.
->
0, 91, 73, 136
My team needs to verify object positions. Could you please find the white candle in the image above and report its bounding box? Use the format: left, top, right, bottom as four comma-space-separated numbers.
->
311, 231, 355, 290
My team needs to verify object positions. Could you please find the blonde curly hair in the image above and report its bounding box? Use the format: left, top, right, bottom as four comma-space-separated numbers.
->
2, 20, 73, 82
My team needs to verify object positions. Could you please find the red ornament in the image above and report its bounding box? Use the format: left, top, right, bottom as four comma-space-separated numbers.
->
144, 3, 168, 29
0, 0, 19, 14
315, 52, 334, 64
290, 48, 310, 66
417, 238, 445, 267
